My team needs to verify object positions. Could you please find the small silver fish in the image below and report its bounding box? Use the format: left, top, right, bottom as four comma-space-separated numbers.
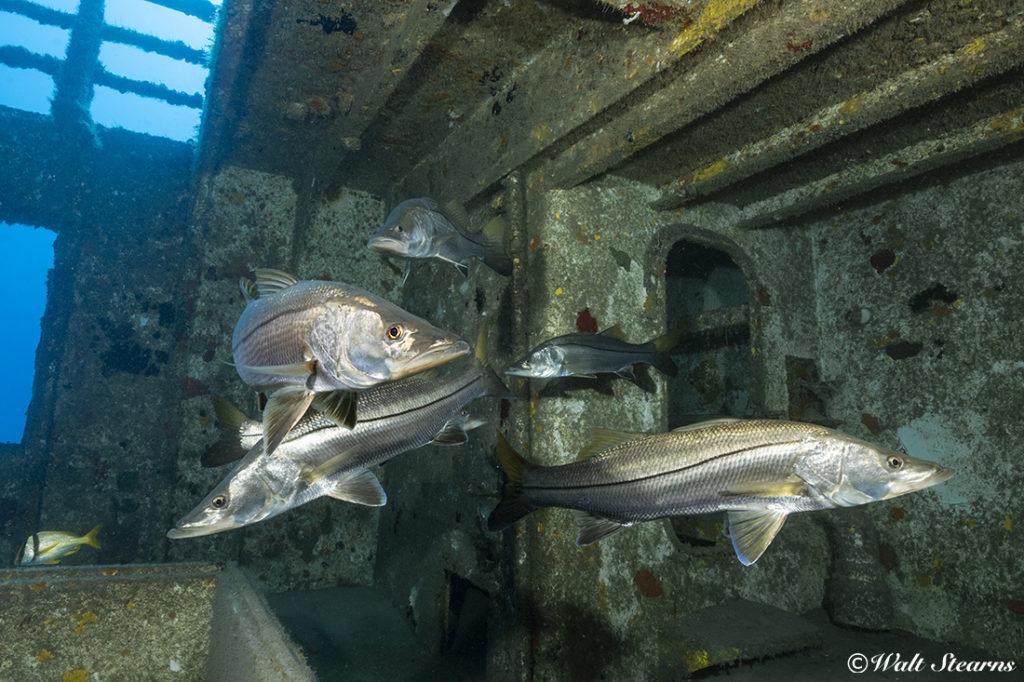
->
168, 355, 509, 539
367, 198, 512, 279
489, 419, 953, 565
505, 325, 679, 390
16, 526, 102, 565
231, 268, 470, 456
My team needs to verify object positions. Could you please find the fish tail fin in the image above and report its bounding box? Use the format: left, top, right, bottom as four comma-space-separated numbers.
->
481, 367, 517, 400
480, 216, 512, 276
81, 525, 102, 550
474, 323, 517, 400
647, 322, 684, 377
212, 395, 249, 432
487, 432, 537, 531
203, 396, 253, 467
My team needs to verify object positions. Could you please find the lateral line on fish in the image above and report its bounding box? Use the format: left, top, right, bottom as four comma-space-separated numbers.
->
369, 374, 484, 421
557, 337, 643, 350
231, 299, 330, 351
523, 439, 805, 492
272, 374, 485, 441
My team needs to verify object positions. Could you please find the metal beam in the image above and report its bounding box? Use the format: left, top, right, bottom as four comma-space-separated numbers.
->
0, 0, 209, 65
394, 0, 763, 201
95, 68, 203, 108
331, 0, 458, 149
0, 45, 61, 76
147, 0, 218, 23
735, 106, 1024, 229
543, 0, 909, 192
654, 18, 1024, 209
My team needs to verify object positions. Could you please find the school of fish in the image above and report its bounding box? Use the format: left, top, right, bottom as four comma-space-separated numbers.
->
19, 196, 953, 569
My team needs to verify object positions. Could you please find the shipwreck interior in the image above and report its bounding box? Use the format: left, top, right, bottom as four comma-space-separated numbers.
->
1, 0, 1022, 679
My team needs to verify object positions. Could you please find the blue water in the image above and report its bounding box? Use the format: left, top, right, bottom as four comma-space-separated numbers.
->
0, 224, 56, 443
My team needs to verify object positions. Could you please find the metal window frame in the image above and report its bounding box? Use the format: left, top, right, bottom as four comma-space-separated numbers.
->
0, 0, 216, 122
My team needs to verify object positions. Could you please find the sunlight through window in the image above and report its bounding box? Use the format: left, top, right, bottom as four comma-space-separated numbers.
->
0, 65, 55, 115
104, 0, 215, 51
0, 223, 56, 444
99, 42, 209, 96
91, 85, 202, 141
0, 11, 71, 60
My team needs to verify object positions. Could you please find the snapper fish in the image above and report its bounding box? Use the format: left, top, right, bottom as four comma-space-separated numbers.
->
16, 526, 102, 565
488, 419, 953, 565
367, 198, 512, 281
169, 334, 511, 539
232, 268, 469, 456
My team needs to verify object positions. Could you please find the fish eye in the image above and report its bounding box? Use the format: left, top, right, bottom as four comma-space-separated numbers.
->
886, 456, 903, 470
386, 324, 404, 341
211, 494, 228, 509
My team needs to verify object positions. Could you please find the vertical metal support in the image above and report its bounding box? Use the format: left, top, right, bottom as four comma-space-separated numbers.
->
51, 0, 104, 137
488, 169, 534, 682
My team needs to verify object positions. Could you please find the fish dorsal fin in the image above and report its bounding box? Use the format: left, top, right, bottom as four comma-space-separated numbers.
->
572, 510, 629, 545
727, 509, 788, 566
326, 469, 387, 507
239, 277, 258, 302
254, 268, 299, 297
312, 390, 357, 429
671, 417, 745, 433
598, 324, 626, 340
578, 428, 646, 460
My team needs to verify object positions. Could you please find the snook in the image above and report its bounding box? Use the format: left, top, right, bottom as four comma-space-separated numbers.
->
488, 418, 953, 565
168, 359, 509, 538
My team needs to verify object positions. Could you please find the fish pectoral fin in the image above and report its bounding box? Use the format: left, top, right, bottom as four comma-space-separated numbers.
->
201, 434, 251, 468
719, 478, 806, 498
432, 419, 471, 446
312, 390, 358, 430
326, 470, 387, 507
254, 268, 299, 297
236, 360, 316, 379
239, 277, 258, 302
578, 428, 647, 459
727, 509, 789, 566
572, 511, 629, 546
614, 366, 637, 381
263, 386, 316, 456
598, 324, 626, 340
453, 261, 470, 278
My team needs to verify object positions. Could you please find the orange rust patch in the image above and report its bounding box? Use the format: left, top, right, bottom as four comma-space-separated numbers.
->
633, 569, 663, 598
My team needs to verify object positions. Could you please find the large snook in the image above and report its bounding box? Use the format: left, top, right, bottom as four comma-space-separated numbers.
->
504, 325, 680, 390
488, 418, 953, 565
232, 268, 469, 455
167, 359, 510, 539
367, 197, 512, 278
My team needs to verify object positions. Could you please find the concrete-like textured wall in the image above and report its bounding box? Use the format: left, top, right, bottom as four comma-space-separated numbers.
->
488, 154, 1024, 675
807, 156, 1024, 659
497, 178, 832, 679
